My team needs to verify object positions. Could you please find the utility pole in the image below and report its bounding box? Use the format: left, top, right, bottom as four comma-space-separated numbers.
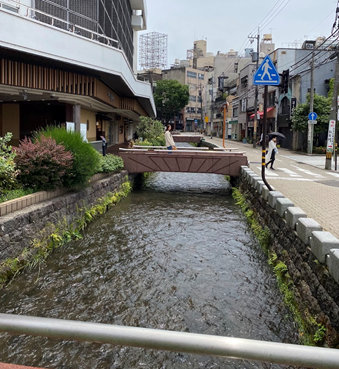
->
198, 83, 204, 131
325, 4, 339, 169
325, 52, 339, 169
307, 51, 315, 155
249, 28, 260, 148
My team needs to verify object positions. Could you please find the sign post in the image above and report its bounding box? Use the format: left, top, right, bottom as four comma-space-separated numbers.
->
325, 120, 336, 170
253, 55, 280, 191
308, 112, 317, 154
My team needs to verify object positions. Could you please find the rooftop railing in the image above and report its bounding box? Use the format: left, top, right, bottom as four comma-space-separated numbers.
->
0, 0, 120, 53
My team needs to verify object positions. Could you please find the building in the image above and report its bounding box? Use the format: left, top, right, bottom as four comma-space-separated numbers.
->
271, 44, 336, 150
0, 0, 155, 147
162, 66, 206, 131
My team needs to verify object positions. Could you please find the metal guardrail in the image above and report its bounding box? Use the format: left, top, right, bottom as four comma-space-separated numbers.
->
0, 0, 119, 48
0, 314, 339, 368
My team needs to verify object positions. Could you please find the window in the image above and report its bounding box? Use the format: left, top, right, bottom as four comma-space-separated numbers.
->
233, 107, 239, 118
191, 107, 196, 113
35, 0, 134, 67
280, 97, 290, 115
197, 108, 202, 114
186, 107, 190, 113
189, 95, 197, 102
187, 71, 197, 79
268, 91, 276, 107
241, 77, 248, 90
197, 96, 202, 103
198, 73, 204, 80
241, 99, 247, 112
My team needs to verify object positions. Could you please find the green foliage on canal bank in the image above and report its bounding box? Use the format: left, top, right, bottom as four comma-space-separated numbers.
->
0, 178, 132, 289
232, 188, 326, 347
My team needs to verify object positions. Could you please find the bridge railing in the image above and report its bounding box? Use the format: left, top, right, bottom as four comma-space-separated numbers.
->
119, 148, 246, 155
0, 313, 338, 369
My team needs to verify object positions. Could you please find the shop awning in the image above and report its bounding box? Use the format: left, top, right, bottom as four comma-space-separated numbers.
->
250, 107, 275, 120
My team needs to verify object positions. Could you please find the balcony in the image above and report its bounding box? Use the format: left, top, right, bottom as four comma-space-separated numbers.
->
0, 0, 155, 116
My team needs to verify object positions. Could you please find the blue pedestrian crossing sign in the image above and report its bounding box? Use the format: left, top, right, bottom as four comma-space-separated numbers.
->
308, 112, 317, 121
253, 55, 280, 86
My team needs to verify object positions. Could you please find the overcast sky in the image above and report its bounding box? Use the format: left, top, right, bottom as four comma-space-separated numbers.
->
139, 0, 337, 67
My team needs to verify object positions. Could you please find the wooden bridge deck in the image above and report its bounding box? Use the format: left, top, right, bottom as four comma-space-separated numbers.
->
119, 148, 248, 177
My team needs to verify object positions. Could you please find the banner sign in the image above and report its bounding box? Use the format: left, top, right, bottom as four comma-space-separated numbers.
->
326, 120, 336, 152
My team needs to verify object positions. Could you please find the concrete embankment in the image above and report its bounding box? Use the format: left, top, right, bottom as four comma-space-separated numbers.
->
0, 171, 131, 264
239, 166, 339, 347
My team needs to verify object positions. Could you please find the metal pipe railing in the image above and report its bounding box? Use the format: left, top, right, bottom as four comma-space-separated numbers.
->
0, 314, 339, 368
0, 0, 119, 47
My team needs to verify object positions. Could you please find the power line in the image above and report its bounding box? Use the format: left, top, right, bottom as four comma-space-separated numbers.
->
259, 0, 291, 31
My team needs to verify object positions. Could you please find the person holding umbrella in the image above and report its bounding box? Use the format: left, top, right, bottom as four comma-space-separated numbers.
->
266, 136, 278, 170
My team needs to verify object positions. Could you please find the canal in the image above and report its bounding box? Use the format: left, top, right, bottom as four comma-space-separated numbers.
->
0, 172, 300, 369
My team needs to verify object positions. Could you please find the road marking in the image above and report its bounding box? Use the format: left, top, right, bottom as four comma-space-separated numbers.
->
327, 172, 339, 178
267, 177, 315, 181
278, 168, 302, 177
290, 165, 325, 178
257, 167, 279, 176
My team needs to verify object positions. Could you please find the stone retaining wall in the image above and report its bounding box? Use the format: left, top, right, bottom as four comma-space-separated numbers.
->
239, 166, 339, 346
0, 171, 129, 263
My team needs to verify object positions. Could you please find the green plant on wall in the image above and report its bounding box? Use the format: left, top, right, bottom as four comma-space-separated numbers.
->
232, 187, 328, 346
0, 178, 132, 290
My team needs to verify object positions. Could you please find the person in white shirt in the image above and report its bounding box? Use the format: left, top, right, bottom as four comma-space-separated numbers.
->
165, 125, 176, 150
265, 137, 278, 170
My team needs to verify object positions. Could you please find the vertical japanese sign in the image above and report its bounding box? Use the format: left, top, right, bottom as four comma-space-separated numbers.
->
326, 120, 336, 152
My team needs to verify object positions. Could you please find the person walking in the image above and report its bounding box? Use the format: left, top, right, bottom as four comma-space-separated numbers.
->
100, 135, 107, 156
265, 136, 278, 170
165, 125, 176, 151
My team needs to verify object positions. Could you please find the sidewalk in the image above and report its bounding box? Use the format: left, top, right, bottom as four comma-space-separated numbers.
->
198, 135, 339, 240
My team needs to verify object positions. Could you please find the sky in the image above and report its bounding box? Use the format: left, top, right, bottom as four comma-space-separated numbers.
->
139, 0, 338, 68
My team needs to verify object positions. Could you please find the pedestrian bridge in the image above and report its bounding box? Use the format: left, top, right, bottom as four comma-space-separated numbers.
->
119, 146, 248, 177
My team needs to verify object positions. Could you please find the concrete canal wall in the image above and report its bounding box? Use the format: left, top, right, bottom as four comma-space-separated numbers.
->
0, 171, 130, 263
239, 166, 339, 346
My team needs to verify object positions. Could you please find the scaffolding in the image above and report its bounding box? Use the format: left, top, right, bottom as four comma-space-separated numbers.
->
139, 32, 168, 69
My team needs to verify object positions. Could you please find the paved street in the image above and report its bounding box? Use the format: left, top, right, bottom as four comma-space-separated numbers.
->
183, 134, 339, 239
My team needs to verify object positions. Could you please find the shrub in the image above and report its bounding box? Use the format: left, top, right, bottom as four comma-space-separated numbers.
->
136, 117, 165, 143
0, 132, 19, 193
0, 188, 34, 204
99, 154, 124, 173
313, 146, 326, 154
35, 127, 100, 188
14, 136, 73, 191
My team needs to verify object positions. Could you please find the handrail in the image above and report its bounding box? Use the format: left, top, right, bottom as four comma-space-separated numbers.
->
0, 314, 339, 368
119, 148, 245, 154
132, 146, 209, 150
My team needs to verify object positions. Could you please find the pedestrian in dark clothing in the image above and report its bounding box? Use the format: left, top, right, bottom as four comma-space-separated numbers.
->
100, 135, 107, 156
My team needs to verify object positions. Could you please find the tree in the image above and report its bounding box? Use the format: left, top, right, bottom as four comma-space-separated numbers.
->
154, 79, 189, 123
291, 93, 331, 135
135, 117, 165, 145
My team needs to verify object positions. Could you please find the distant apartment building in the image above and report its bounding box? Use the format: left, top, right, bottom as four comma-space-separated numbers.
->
162, 66, 206, 131
0, 0, 155, 147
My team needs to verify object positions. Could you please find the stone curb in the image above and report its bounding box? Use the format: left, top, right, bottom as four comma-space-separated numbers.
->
0, 173, 114, 218
240, 165, 339, 285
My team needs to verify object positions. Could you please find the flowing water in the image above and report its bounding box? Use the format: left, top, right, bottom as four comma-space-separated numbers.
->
0, 172, 300, 369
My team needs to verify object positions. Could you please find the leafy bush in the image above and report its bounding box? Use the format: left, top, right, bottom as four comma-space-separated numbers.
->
136, 117, 165, 143
0, 132, 19, 193
313, 146, 327, 154
98, 154, 124, 173
134, 136, 166, 146
14, 136, 73, 191
0, 188, 34, 204
35, 127, 100, 188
